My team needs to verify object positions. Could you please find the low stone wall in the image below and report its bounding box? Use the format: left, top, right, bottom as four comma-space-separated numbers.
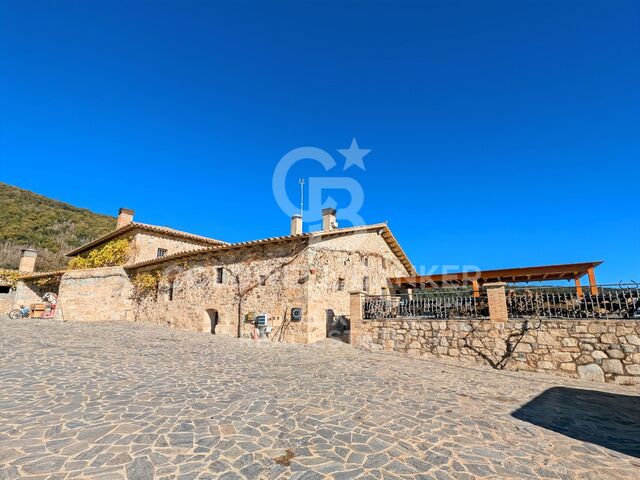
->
57, 267, 134, 322
357, 317, 640, 385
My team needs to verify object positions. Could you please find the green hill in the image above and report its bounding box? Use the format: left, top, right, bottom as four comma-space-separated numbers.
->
0, 183, 115, 271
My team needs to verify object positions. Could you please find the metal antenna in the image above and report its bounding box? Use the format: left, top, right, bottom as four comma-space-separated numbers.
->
299, 178, 305, 219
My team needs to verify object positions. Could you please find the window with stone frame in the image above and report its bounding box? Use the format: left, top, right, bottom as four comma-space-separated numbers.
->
363, 276, 370, 293
337, 277, 345, 291
157, 248, 168, 258
259, 274, 267, 286
216, 267, 224, 284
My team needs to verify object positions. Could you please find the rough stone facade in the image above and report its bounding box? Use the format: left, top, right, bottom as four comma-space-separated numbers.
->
356, 317, 640, 385
57, 267, 134, 322
132, 239, 310, 343
13, 281, 48, 309
127, 231, 212, 265
305, 232, 408, 342
131, 230, 410, 344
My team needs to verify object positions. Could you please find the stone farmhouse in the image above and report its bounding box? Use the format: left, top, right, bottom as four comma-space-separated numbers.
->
9, 206, 640, 385
14, 208, 414, 344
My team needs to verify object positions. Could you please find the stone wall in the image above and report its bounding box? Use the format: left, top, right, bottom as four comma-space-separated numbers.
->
306, 231, 409, 343
132, 240, 311, 343
356, 317, 640, 385
130, 230, 409, 344
13, 282, 47, 309
57, 267, 134, 322
128, 232, 212, 265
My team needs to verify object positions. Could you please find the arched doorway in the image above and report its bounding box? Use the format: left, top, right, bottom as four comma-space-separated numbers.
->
205, 309, 219, 334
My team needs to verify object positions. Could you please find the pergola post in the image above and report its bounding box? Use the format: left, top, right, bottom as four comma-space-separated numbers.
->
587, 267, 598, 295
574, 277, 583, 299
471, 279, 480, 298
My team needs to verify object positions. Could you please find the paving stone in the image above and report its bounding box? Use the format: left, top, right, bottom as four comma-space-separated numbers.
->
0, 318, 638, 480
125, 456, 154, 480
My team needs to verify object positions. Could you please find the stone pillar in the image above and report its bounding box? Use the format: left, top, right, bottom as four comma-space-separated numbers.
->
486, 282, 508, 322
18, 248, 38, 273
349, 291, 365, 346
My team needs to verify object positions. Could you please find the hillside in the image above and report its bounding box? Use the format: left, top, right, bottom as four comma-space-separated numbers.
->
0, 183, 115, 271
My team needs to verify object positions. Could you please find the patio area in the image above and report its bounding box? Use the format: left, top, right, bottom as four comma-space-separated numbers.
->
0, 318, 638, 479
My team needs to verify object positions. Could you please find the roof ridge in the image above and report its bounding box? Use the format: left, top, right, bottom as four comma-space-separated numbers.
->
125, 222, 415, 274
65, 222, 227, 257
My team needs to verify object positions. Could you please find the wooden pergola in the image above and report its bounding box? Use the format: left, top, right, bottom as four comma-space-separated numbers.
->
390, 261, 603, 298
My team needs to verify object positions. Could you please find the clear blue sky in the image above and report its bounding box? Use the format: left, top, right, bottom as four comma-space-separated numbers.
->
1, 1, 638, 283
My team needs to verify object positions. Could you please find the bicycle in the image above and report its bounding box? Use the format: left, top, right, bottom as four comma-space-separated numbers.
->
8, 305, 30, 319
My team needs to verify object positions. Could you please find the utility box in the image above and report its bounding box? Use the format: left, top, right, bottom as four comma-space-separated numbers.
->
291, 307, 302, 322
254, 313, 269, 338
255, 314, 268, 327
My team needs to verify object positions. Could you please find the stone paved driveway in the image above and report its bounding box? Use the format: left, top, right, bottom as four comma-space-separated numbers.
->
1, 318, 639, 480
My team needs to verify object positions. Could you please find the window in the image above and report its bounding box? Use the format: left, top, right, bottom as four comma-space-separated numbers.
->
363, 256, 369, 266
0, 286, 10, 294
157, 248, 168, 258
337, 278, 345, 291
382, 258, 387, 269
363, 276, 370, 293
168, 280, 175, 301
216, 267, 224, 284
259, 275, 267, 286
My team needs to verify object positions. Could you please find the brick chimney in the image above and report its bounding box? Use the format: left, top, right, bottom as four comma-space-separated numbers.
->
19, 248, 38, 273
117, 208, 134, 229
322, 208, 337, 231
291, 214, 302, 235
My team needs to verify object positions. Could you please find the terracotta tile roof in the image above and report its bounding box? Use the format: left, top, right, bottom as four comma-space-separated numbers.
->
18, 269, 66, 280
125, 223, 416, 275
65, 222, 228, 257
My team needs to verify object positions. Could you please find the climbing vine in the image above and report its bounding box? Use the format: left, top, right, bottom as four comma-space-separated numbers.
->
132, 270, 163, 294
68, 238, 132, 270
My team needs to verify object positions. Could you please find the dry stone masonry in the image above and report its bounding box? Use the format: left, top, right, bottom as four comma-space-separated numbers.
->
355, 317, 640, 385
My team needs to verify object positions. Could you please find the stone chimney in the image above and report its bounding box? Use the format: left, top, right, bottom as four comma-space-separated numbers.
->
19, 248, 38, 273
322, 208, 337, 231
116, 208, 134, 229
291, 214, 302, 235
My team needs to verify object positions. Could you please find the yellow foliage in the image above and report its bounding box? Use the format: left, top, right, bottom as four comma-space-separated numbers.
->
68, 238, 131, 270
0, 269, 19, 288
132, 271, 162, 293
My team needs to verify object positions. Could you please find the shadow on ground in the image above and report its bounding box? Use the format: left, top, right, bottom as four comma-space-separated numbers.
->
512, 386, 640, 458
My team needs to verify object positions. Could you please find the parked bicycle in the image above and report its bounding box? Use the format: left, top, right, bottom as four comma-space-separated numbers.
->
8, 305, 30, 319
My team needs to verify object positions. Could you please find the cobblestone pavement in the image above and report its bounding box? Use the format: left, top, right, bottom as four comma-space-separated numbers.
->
1, 318, 639, 480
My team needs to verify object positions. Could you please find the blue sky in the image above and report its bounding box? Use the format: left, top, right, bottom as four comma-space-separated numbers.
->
1, 1, 638, 283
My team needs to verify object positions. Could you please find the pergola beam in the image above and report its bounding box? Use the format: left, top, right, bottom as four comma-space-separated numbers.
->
390, 261, 604, 289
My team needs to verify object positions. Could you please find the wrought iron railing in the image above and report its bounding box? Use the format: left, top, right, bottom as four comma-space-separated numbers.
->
506, 284, 640, 319
363, 291, 488, 320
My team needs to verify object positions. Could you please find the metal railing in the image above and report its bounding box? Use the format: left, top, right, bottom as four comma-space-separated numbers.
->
363, 291, 488, 320
506, 284, 640, 319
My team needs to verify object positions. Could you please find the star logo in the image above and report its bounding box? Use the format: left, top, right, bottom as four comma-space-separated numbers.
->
338, 138, 370, 171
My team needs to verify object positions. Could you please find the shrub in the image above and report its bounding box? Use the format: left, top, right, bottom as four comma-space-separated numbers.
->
68, 238, 131, 270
